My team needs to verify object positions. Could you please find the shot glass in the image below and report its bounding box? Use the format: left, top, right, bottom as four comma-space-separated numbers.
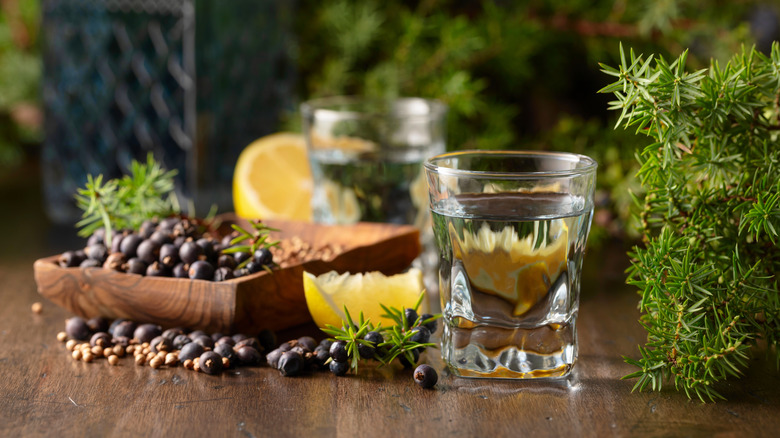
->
424, 151, 597, 378
300, 96, 447, 227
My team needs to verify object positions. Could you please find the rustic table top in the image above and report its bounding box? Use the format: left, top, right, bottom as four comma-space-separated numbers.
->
1, 168, 779, 438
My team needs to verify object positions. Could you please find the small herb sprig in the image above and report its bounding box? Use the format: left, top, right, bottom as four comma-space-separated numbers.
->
75, 154, 179, 248
322, 292, 441, 374
221, 220, 280, 269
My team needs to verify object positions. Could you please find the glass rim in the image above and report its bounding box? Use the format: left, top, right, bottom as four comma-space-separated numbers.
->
300, 96, 447, 122
424, 150, 598, 179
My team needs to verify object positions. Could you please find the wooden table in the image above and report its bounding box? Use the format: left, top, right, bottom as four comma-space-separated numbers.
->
1, 169, 779, 437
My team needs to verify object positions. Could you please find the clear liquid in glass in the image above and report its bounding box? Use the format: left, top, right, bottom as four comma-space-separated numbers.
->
431, 191, 592, 378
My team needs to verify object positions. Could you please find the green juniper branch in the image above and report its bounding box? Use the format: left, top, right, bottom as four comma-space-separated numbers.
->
600, 42, 780, 402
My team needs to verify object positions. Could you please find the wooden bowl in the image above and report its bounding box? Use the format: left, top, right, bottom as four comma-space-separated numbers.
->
33, 218, 420, 334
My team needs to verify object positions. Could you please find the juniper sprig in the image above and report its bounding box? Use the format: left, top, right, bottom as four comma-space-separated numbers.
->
599, 42, 780, 402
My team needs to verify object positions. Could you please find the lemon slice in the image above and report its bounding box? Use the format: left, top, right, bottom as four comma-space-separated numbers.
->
233, 133, 313, 220
453, 221, 568, 316
303, 269, 425, 329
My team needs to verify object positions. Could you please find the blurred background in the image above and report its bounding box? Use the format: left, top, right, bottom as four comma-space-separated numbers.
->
1, 0, 778, 256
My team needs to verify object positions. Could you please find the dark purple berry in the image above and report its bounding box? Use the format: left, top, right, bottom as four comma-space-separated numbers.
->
162, 328, 185, 343
199, 351, 223, 375
235, 337, 261, 352
188, 330, 207, 340
179, 241, 202, 265
319, 339, 333, 350
149, 230, 173, 245
65, 317, 91, 340
253, 248, 273, 266
146, 261, 171, 277
85, 244, 108, 263
278, 351, 304, 377
138, 219, 157, 239
134, 323, 162, 344
90, 332, 112, 348
120, 234, 143, 258
234, 251, 251, 265
403, 308, 419, 329
159, 243, 179, 268
173, 334, 192, 350
232, 333, 248, 343
179, 342, 205, 361
410, 326, 431, 344
236, 346, 262, 366
213, 266, 234, 281
136, 240, 161, 265
216, 336, 235, 347
158, 217, 179, 231
233, 268, 251, 278
112, 321, 137, 339
110, 232, 126, 253
193, 335, 214, 350
150, 335, 173, 353
329, 340, 348, 363
80, 258, 102, 268
266, 348, 283, 369
421, 313, 438, 334
296, 336, 317, 352
58, 250, 86, 268
87, 317, 110, 333
189, 260, 215, 280
217, 254, 237, 270
87, 229, 104, 247
313, 346, 330, 367
124, 258, 147, 275
172, 263, 188, 278
196, 238, 217, 262
213, 343, 237, 366
413, 364, 438, 389
329, 360, 349, 376
108, 318, 130, 335
245, 261, 262, 274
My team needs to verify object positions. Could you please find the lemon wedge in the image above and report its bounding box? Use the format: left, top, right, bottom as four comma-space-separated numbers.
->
303, 269, 425, 329
233, 133, 313, 220
452, 221, 568, 316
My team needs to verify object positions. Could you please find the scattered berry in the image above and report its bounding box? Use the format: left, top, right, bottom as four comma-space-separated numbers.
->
413, 364, 438, 389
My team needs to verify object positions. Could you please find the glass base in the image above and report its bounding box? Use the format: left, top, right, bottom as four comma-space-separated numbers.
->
441, 320, 577, 379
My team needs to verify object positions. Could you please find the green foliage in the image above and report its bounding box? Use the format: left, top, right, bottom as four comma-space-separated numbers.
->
0, 0, 41, 171
75, 154, 179, 247
600, 42, 780, 401
222, 221, 280, 269
293, 0, 770, 236
321, 292, 440, 374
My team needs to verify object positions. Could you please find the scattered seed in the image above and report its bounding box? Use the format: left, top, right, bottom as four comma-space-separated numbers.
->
31, 302, 43, 314
165, 353, 178, 366
103, 347, 113, 358
66, 340, 77, 351
126, 345, 136, 355
57, 332, 68, 342
183, 359, 194, 370
222, 357, 230, 368
91, 346, 103, 358
108, 355, 119, 366
83, 352, 94, 363
135, 355, 146, 366
149, 357, 163, 369
112, 345, 125, 358
72, 350, 82, 361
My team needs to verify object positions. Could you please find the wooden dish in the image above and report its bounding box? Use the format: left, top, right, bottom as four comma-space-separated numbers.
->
33, 218, 420, 334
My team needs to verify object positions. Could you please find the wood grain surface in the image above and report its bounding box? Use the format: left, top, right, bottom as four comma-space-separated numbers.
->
3, 243, 780, 438
33, 218, 420, 334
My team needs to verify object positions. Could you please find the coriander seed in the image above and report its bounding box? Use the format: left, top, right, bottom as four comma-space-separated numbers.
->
134, 355, 146, 366
66, 340, 77, 351
31, 302, 43, 314
165, 353, 178, 366
72, 350, 82, 361
112, 345, 125, 357
149, 357, 163, 369
57, 332, 68, 342
83, 352, 94, 363
183, 359, 194, 370
108, 355, 119, 366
